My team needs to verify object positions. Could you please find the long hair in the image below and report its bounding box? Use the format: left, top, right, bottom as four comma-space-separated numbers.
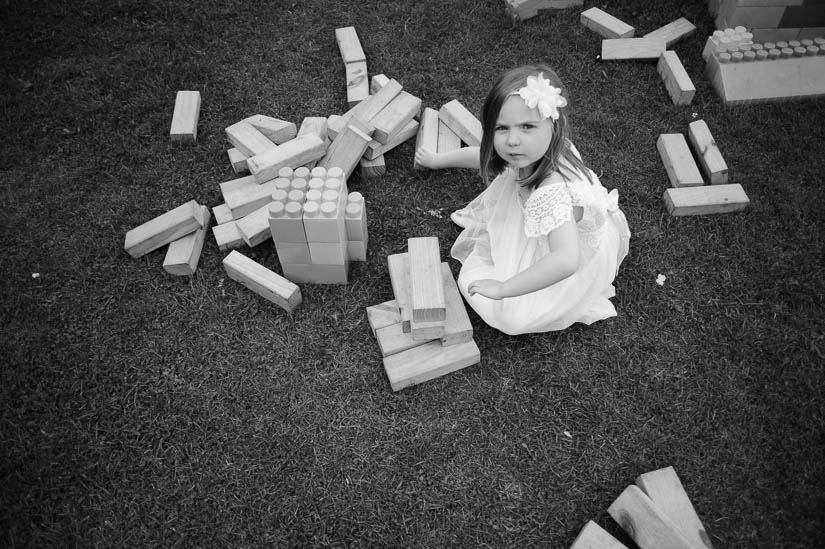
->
479, 64, 593, 190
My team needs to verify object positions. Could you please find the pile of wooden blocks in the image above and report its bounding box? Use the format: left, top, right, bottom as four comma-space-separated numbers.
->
703, 26, 825, 104
658, 119, 749, 216
366, 237, 479, 392
503, 0, 583, 21
710, 0, 825, 43
570, 466, 713, 549
414, 99, 482, 168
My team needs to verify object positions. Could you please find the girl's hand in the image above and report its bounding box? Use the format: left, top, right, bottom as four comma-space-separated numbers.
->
467, 279, 506, 300
414, 147, 439, 169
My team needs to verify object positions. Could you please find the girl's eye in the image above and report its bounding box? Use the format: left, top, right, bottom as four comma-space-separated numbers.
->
495, 126, 507, 132
522, 124, 535, 130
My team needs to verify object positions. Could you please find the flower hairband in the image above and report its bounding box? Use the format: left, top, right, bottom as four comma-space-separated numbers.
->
513, 73, 567, 121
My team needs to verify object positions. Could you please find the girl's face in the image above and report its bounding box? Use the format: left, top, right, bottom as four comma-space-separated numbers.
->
493, 94, 554, 177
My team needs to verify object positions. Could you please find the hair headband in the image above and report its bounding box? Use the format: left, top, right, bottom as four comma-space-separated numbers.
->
511, 72, 567, 121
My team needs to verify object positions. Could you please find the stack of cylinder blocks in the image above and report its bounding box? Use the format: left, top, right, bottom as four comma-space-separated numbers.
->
704, 25, 825, 62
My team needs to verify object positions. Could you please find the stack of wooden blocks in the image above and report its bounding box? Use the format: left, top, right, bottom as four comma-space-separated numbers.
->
703, 26, 825, 104
366, 237, 480, 392
710, 0, 825, 43
414, 99, 482, 168
503, 0, 583, 21
658, 119, 749, 216
570, 466, 713, 549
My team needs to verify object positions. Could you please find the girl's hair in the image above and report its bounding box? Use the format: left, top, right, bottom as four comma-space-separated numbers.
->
479, 64, 593, 190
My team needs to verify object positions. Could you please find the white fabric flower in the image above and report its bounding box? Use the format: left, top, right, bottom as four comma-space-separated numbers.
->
516, 73, 568, 121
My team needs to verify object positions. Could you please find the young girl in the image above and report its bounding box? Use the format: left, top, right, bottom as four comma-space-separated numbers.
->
415, 65, 630, 335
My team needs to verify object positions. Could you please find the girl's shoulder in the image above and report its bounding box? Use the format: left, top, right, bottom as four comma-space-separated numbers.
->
523, 177, 573, 237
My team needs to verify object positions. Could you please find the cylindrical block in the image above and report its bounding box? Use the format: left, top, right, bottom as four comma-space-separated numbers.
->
320, 201, 337, 218
287, 189, 305, 203
278, 167, 294, 179
285, 202, 303, 218
271, 189, 289, 203
294, 166, 310, 179
308, 177, 325, 191
305, 189, 323, 203
322, 189, 339, 203
303, 200, 320, 216
273, 177, 292, 191
310, 166, 327, 179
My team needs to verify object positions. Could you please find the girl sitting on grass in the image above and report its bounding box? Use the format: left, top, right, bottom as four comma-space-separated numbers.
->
415, 64, 631, 335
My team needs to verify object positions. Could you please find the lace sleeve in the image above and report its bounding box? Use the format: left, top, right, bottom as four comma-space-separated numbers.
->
523, 182, 573, 238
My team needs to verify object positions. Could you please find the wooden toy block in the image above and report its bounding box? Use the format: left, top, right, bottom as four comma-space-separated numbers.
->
223, 178, 279, 219
439, 262, 474, 347
303, 194, 346, 243
328, 78, 403, 139
581, 7, 635, 38
664, 184, 749, 216
688, 120, 728, 184
383, 338, 480, 392
247, 134, 327, 184
227, 148, 249, 174
319, 124, 373, 178
644, 18, 697, 47
439, 99, 482, 147
297, 117, 329, 142
408, 236, 446, 322
360, 154, 386, 177
163, 206, 211, 275
212, 203, 234, 225
219, 174, 258, 203
608, 485, 697, 549
347, 239, 367, 261
335, 26, 366, 64
504, 0, 584, 21
437, 119, 462, 153
387, 253, 413, 332
268, 201, 308, 243
657, 134, 704, 188
363, 119, 419, 160
376, 321, 437, 358
222, 250, 302, 313
414, 107, 439, 170
371, 73, 390, 93
281, 262, 349, 284
366, 300, 401, 334
309, 241, 347, 265
345, 192, 368, 242
170, 90, 201, 143
410, 317, 446, 341
244, 114, 297, 144
636, 467, 713, 549
124, 200, 205, 258
225, 120, 277, 158
236, 203, 274, 248
370, 91, 422, 145
657, 51, 696, 105
570, 520, 629, 549
212, 221, 244, 251
273, 240, 312, 265
601, 37, 667, 60
345, 60, 369, 107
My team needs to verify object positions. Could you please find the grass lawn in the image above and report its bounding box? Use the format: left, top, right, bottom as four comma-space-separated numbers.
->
2, 0, 824, 546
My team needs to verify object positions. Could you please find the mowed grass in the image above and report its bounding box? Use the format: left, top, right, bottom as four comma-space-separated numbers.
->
1, 0, 824, 546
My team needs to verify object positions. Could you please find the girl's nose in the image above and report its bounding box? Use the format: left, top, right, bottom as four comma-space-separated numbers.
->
507, 130, 519, 146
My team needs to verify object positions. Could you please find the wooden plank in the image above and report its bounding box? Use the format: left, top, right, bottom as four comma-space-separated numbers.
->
225, 120, 277, 157
227, 148, 249, 174
437, 119, 462, 153
335, 26, 366, 64
644, 17, 696, 47
414, 107, 439, 170
345, 60, 369, 107
363, 119, 419, 160
162, 206, 211, 275
657, 51, 695, 105
408, 236, 446, 322
222, 178, 279, 220
212, 221, 244, 252
607, 485, 699, 549
375, 321, 436, 357
222, 250, 302, 312
439, 99, 482, 146
504, 0, 584, 21
212, 203, 234, 225
236, 203, 274, 248
602, 37, 667, 60
439, 262, 473, 347
663, 184, 749, 216
370, 91, 422, 145
170, 90, 200, 143
581, 7, 635, 38
371, 73, 390, 93
383, 338, 480, 392
387, 253, 413, 332
244, 114, 297, 144
688, 120, 728, 184
657, 134, 704, 188
124, 200, 205, 258
319, 124, 373, 178
247, 134, 327, 184
327, 78, 403, 139
636, 467, 714, 549
360, 154, 386, 177
366, 300, 401, 334
296, 117, 328, 142
570, 520, 629, 549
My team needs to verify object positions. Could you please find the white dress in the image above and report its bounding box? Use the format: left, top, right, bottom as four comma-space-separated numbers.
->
450, 163, 631, 335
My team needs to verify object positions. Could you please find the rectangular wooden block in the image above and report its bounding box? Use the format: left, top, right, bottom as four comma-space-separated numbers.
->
439, 99, 482, 146
439, 262, 473, 347
608, 485, 698, 549
247, 134, 327, 184
319, 124, 373, 178
636, 467, 713, 549
328, 78, 403, 139
688, 120, 728, 184
212, 203, 234, 225
335, 26, 366, 64
226, 120, 277, 157
223, 178, 279, 220
370, 73, 390, 93
581, 7, 635, 38
236, 203, 274, 247
281, 262, 349, 284
570, 520, 629, 549
363, 119, 419, 160
212, 221, 244, 251
387, 253, 413, 332
163, 206, 211, 275
366, 300, 401, 336
227, 148, 249, 174
297, 117, 329, 142
601, 37, 667, 60
408, 236, 446, 322
657, 134, 704, 188
505, 0, 584, 21
657, 51, 696, 106
414, 107, 440, 170
376, 321, 436, 357
644, 17, 696, 47
124, 200, 206, 258
345, 61, 369, 107
663, 184, 749, 216
383, 338, 480, 392
222, 250, 302, 312
437, 119, 462, 153
370, 91, 422, 145
244, 114, 297, 144
360, 154, 386, 177
170, 90, 201, 143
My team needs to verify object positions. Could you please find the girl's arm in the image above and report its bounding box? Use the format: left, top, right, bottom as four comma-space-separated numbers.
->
414, 146, 480, 170
467, 217, 580, 299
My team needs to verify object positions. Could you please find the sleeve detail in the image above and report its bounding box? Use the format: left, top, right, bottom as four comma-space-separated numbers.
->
523, 182, 573, 238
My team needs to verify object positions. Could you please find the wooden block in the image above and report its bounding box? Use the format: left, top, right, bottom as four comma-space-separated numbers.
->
222, 250, 302, 312
363, 119, 419, 160
688, 120, 728, 184
570, 520, 629, 549
657, 134, 704, 188
163, 206, 211, 275
366, 300, 401, 334
297, 117, 328, 142
414, 107, 440, 170
581, 7, 635, 38
376, 321, 436, 357
437, 119, 462, 153
370, 91, 422, 145
247, 134, 327, 184
170, 90, 200, 143
371, 73, 390, 93
408, 236, 446, 322
236, 203, 274, 248
360, 154, 386, 177
319, 124, 373, 178
439, 263, 473, 347
439, 99, 482, 147
124, 200, 205, 258
663, 184, 750, 216
602, 37, 667, 60
644, 18, 697, 47
223, 178, 279, 219
387, 253, 413, 332
212, 221, 244, 251
608, 485, 699, 549
225, 120, 277, 157
227, 148, 249, 174
504, 0, 584, 21
383, 338, 480, 392
657, 51, 696, 105
281, 262, 349, 284
335, 26, 366, 64
328, 78, 403, 139
345, 61, 369, 107
244, 114, 297, 144
273, 240, 312, 265
212, 203, 234, 225
636, 467, 714, 549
